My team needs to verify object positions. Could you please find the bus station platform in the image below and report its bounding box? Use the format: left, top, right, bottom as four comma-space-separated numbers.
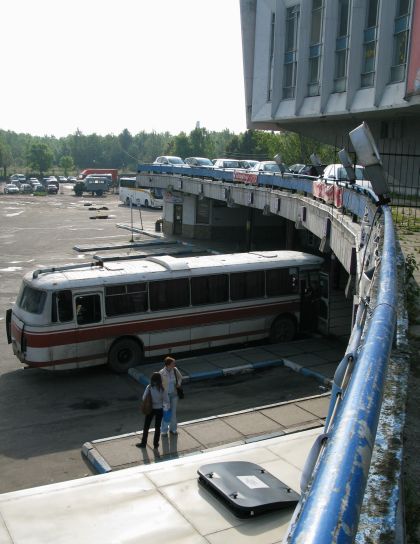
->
83, 338, 344, 474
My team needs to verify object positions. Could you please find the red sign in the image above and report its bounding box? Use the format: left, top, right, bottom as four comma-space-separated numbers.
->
233, 171, 258, 185
313, 181, 343, 208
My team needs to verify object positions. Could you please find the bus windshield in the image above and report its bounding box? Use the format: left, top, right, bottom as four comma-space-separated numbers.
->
152, 187, 163, 198
119, 178, 136, 188
17, 284, 46, 314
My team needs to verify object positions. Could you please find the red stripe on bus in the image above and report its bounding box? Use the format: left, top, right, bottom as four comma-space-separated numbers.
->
22, 328, 268, 367
18, 301, 298, 349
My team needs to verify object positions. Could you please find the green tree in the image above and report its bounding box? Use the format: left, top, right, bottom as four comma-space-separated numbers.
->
27, 142, 53, 177
0, 139, 13, 178
167, 132, 191, 158
60, 155, 75, 176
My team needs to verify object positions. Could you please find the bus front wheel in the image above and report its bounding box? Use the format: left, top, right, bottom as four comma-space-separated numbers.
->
108, 338, 142, 373
269, 316, 296, 343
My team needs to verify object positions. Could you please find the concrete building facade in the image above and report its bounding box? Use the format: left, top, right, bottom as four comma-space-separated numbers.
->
240, 0, 420, 194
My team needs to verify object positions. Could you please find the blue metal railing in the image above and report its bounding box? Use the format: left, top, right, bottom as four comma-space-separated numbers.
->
287, 206, 397, 543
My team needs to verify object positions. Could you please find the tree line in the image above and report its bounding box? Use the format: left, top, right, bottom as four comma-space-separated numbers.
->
0, 127, 337, 179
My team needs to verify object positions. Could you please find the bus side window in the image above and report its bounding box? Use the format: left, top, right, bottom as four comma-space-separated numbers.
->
266, 268, 299, 296
76, 294, 101, 325
230, 271, 265, 301
57, 290, 74, 322
191, 274, 228, 305
149, 278, 190, 311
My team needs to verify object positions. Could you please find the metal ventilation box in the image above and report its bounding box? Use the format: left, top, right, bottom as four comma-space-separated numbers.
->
198, 461, 299, 518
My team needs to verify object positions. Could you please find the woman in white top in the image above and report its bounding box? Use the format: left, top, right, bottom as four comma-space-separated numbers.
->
159, 356, 183, 435
137, 372, 169, 449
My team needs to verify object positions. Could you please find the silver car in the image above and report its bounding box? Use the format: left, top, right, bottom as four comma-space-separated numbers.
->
4, 183, 20, 194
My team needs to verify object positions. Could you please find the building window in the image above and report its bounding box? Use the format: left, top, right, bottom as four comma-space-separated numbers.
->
308, 0, 324, 96
267, 12, 275, 101
390, 0, 411, 82
334, 0, 351, 92
283, 5, 300, 99
361, 0, 379, 87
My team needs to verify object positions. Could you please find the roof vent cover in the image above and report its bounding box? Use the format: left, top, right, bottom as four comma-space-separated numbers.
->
198, 461, 299, 518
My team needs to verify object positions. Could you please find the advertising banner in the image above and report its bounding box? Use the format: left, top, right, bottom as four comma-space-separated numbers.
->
233, 171, 258, 185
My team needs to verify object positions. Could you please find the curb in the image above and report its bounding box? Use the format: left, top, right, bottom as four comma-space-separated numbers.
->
82, 442, 112, 474
128, 358, 332, 388
282, 359, 332, 387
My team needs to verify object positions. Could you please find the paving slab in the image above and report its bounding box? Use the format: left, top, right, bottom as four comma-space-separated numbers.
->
185, 419, 243, 448
286, 353, 327, 368
232, 347, 279, 363
261, 403, 320, 428
177, 359, 220, 376
223, 411, 282, 437
281, 420, 325, 433
289, 338, 333, 353
262, 343, 306, 357
295, 396, 331, 418
204, 352, 251, 368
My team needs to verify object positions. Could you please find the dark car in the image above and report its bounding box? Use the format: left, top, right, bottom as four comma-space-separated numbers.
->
184, 157, 214, 167
47, 184, 58, 194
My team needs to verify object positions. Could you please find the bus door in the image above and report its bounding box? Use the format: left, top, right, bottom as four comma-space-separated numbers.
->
173, 204, 183, 235
51, 290, 77, 365
299, 270, 322, 332
74, 292, 105, 365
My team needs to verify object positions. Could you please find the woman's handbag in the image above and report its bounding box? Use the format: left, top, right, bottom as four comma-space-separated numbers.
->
141, 389, 152, 415
176, 386, 184, 399
174, 368, 184, 399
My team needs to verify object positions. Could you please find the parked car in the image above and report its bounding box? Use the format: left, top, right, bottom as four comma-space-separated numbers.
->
58, 176, 67, 183
250, 161, 283, 173
184, 157, 214, 167
4, 183, 20, 194
153, 156, 185, 166
67, 176, 77, 183
47, 183, 58, 194
9, 174, 26, 185
289, 164, 321, 176
29, 177, 39, 186
32, 182, 44, 192
19, 183, 33, 194
322, 163, 372, 188
288, 163, 306, 174
213, 158, 242, 169
239, 160, 259, 169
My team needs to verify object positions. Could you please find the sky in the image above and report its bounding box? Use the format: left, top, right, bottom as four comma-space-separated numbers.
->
1, 0, 247, 138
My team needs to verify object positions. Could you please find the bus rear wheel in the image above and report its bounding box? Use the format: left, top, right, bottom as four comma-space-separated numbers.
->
269, 316, 296, 343
108, 338, 142, 373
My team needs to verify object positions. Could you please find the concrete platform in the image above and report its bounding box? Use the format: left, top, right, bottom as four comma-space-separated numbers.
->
84, 394, 330, 474
82, 336, 343, 474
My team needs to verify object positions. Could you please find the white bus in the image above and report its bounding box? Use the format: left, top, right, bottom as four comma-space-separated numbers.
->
119, 177, 164, 209
6, 251, 323, 373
